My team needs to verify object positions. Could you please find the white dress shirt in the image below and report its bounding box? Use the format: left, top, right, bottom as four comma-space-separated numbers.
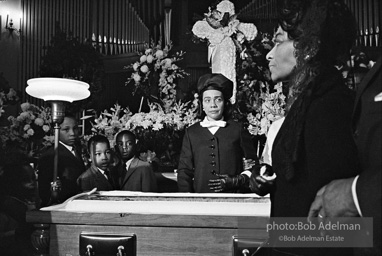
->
125, 157, 134, 172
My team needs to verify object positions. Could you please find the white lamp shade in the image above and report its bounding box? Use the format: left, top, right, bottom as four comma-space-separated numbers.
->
26, 77, 91, 102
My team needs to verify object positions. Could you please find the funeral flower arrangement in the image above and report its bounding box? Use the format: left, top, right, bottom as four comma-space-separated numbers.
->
1, 102, 54, 158
90, 101, 199, 165
192, 0, 257, 48
192, 0, 258, 103
125, 40, 189, 110
246, 82, 286, 136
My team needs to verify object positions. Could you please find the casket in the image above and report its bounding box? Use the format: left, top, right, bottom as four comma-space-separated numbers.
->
26, 191, 270, 256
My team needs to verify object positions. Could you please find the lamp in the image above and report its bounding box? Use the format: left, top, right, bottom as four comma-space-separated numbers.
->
26, 78, 90, 205
5, 15, 21, 35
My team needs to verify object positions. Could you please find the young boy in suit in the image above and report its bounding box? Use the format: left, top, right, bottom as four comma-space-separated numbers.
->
113, 130, 157, 192
77, 135, 118, 192
38, 115, 86, 207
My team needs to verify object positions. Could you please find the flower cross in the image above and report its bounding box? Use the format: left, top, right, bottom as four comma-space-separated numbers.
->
192, 0, 258, 103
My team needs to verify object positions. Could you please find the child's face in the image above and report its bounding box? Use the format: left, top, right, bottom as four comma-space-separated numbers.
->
59, 116, 79, 146
91, 142, 111, 170
116, 134, 136, 161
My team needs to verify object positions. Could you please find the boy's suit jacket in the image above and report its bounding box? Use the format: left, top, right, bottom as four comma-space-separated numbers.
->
77, 165, 118, 192
114, 157, 157, 192
38, 143, 85, 207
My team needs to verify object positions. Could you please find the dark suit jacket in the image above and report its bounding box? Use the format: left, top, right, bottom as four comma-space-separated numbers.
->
177, 120, 258, 193
353, 59, 381, 253
77, 165, 118, 192
113, 158, 157, 192
37, 143, 85, 207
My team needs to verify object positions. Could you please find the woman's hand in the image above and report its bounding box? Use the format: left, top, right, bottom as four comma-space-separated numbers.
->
208, 171, 249, 192
249, 164, 276, 196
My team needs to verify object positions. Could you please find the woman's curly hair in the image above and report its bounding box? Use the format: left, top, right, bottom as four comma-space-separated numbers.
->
277, 0, 357, 107
279, 0, 356, 66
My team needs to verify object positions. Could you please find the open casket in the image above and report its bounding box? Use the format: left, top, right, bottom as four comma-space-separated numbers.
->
27, 191, 271, 256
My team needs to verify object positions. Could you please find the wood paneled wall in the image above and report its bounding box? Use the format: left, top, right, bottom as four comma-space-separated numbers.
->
20, 0, 150, 103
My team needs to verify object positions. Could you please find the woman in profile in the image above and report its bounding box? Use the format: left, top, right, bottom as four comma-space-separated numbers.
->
250, 0, 360, 255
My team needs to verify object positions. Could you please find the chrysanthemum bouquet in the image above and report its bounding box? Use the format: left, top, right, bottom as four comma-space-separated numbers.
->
125, 40, 189, 110
3, 102, 54, 158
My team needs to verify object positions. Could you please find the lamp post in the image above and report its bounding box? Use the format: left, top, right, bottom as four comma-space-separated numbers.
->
26, 78, 90, 205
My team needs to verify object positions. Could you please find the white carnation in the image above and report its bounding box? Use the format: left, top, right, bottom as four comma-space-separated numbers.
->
27, 128, 35, 136
20, 102, 31, 112
34, 117, 44, 126
42, 125, 50, 132
140, 65, 149, 73
155, 50, 164, 59
140, 55, 147, 63
133, 73, 141, 83
146, 55, 154, 63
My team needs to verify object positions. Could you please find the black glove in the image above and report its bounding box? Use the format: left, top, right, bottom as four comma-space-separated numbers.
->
208, 171, 249, 192
249, 164, 276, 196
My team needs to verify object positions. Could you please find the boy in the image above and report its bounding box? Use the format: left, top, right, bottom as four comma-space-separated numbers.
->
38, 115, 86, 206
77, 135, 118, 192
113, 130, 157, 192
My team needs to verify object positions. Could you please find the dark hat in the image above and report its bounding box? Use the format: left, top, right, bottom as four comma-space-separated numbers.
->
197, 73, 233, 100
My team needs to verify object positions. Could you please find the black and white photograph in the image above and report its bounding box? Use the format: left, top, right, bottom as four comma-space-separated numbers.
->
0, 0, 380, 255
